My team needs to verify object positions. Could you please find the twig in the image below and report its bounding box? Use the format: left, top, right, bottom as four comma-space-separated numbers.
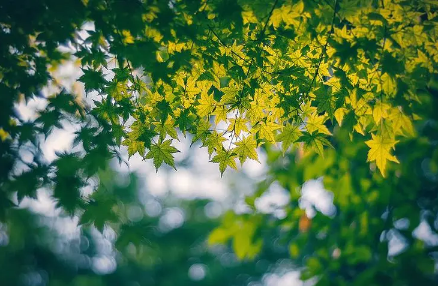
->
306, 0, 338, 97
245, 0, 280, 77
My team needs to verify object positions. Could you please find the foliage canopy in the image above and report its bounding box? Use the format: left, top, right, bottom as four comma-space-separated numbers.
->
1, 0, 438, 284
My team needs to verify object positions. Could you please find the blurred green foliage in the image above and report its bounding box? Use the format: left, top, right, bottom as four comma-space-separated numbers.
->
0, 169, 289, 286
1, 0, 438, 285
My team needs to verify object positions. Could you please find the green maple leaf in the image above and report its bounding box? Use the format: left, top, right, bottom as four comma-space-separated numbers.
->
8, 165, 49, 203
74, 126, 98, 151
128, 122, 157, 149
0, 192, 15, 221
276, 123, 302, 154
300, 131, 333, 157
196, 93, 216, 117
53, 174, 85, 215
306, 112, 332, 135
78, 68, 107, 92
175, 108, 196, 133
154, 119, 178, 141
389, 108, 415, 137
17, 122, 38, 145
233, 135, 259, 164
211, 148, 238, 176
52, 152, 86, 215
113, 67, 131, 82
372, 101, 390, 124
145, 139, 179, 170
116, 221, 153, 250
47, 91, 82, 115
79, 190, 118, 233
314, 87, 337, 118
36, 110, 63, 136
191, 120, 211, 145
203, 131, 226, 156
221, 82, 241, 104
155, 99, 173, 122
138, 128, 158, 149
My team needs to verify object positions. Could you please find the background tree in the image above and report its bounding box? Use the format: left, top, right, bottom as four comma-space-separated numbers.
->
0, 169, 291, 286
1, 0, 438, 285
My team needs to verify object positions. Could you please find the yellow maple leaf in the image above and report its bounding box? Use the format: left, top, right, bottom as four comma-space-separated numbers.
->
306, 112, 332, 135
276, 123, 302, 154
196, 93, 216, 117
255, 121, 281, 143
233, 135, 259, 164
380, 73, 397, 96
121, 30, 135, 44
0, 128, 9, 141
203, 131, 226, 156
228, 117, 249, 137
211, 149, 238, 176
212, 105, 228, 124
365, 134, 399, 177
389, 107, 415, 137
242, 10, 258, 25
221, 80, 241, 104
372, 101, 390, 124
185, 76, 201, 97
334, 108, 347, 126
247, 103, 266, 124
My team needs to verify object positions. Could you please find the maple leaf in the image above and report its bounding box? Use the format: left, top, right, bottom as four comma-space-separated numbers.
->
389, 107, 415, 137
53, 174, 84, 216
191, 120, 211, 145
276, 123, 302, 154
306, 112, 332, 135
137, 127, 158, 149
246, 103, 265, 124
233, 135, 259, 164
211, 149, 238, 176
115, 221, 154, 250
107, 80, 129, 101
334, 107, 348, 126
255, 121, 281, 143
228, 117, 249, 136
380, 73, 397, 96
212, 105, 228, 124
185, 76, 201, 97
221, 81, 241, 104
196, 92, 216, 117
121, 30, 135, 44
122, 138, 145, 158
314, 87, 337, 117
203, 131, 226, 156
372, 101, 390, 124
175, 108, 196, 133
79, 190, 118, 233
154, 118, 178, 141
78, 68, 107, 92
8, 166, 48, 203
365, 134, 399, 177
300, 132, 333, 157
155, 99, 173, 122
145, 139, 179, 170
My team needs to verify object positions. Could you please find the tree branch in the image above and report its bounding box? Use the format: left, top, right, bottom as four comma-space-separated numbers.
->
306, 0, 338, 97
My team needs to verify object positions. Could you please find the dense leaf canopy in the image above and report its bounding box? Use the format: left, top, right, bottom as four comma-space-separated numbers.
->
1, 0, 438, 284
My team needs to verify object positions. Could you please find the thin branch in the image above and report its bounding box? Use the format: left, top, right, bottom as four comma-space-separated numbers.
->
306, 0, 338, 97
207, 25, 248, 63
245, 0, 280, 77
